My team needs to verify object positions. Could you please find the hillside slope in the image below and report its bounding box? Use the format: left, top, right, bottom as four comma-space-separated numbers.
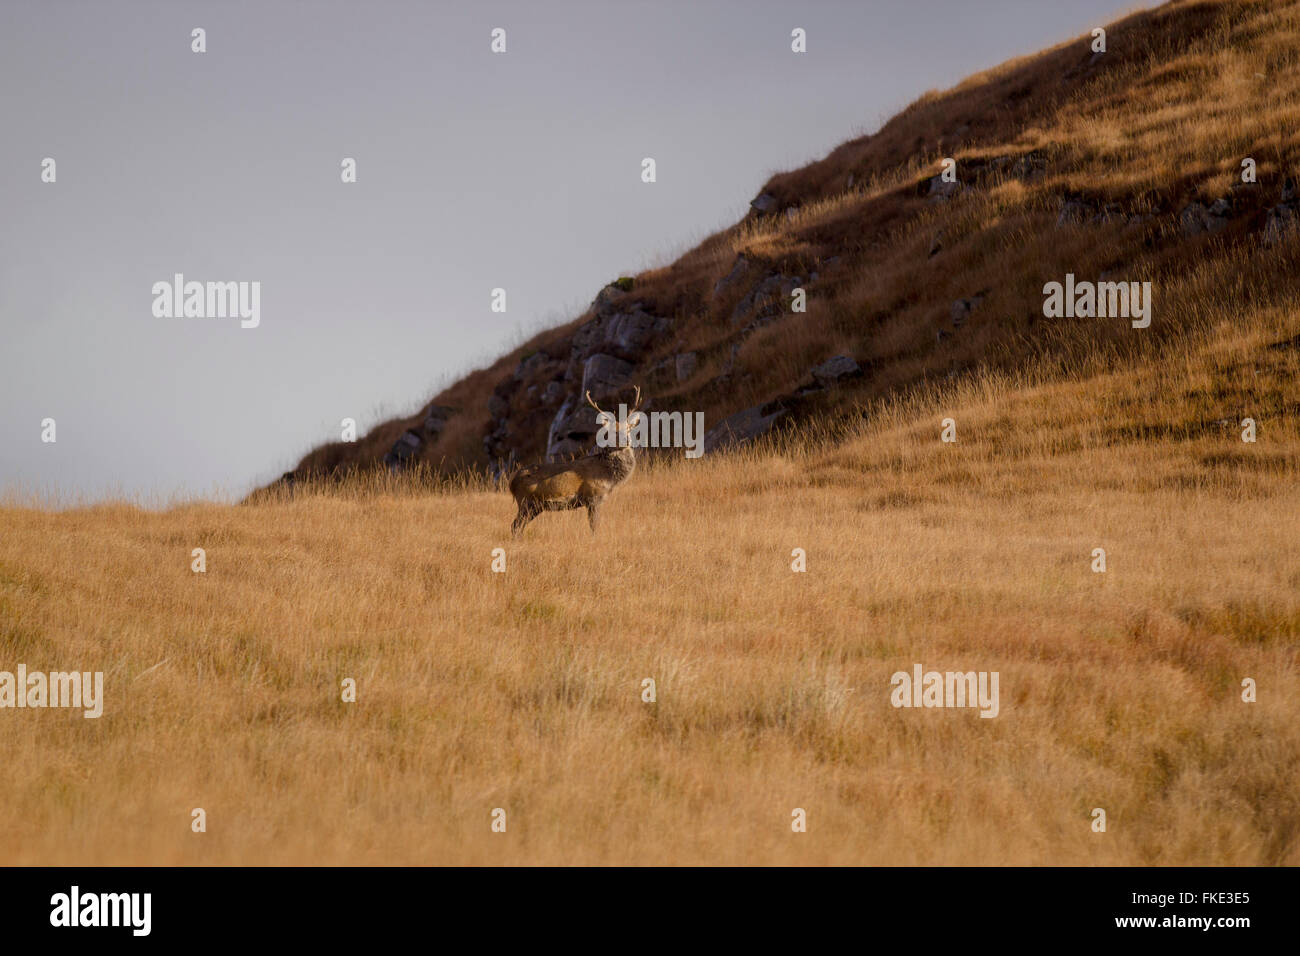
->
4, 298, 1296, 863
272, 0, 1300, 489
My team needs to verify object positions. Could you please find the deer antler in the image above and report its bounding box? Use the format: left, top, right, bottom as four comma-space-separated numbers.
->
630, 385, 642, 411
585, 390, 605, 414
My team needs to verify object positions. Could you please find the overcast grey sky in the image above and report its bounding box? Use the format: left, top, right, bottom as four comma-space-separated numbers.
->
0, 0, 1152, 503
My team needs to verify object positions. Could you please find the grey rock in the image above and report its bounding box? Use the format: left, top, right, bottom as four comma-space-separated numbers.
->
580, 353, 635, 398
714, 254, 750, 296
423, 404, 455, 436
541, 381, 564, 404
731, 273, 799, 325
514, 351, 548, 380
1180, 201, 1230, 236
605, 309, 667, 354
546, 394, 601, 458
810, 355, 860, 386
566, 306, 670, 378
1056, 198, 1095, 227
704, 401, 788, 452
739, 312, 781, 337
646, 356, 675, 380
950, 295, 982, 327
1263, 202, 1300, 245
926, 175, 961, 201
1090, 203, 1126, 225
750, 192, 778, 214
591, 283, 626, 312
1179, 201, 1208, 234
571, 315, 608, 358
383, 429, 423, 471
487, 393, 509, 421
1010, 151, 1047, 181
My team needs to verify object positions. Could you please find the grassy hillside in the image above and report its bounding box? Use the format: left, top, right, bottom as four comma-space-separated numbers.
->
1, 301, 1296, 864
279, 0, 1300, 484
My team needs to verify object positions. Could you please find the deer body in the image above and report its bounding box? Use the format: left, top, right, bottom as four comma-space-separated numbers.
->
508, 389, 642, 537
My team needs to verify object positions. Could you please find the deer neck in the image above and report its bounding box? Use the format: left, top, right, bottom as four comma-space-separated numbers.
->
597, 444, 636, 483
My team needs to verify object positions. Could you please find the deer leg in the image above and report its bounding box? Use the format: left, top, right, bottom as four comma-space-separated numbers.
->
512, 502, 538, 538
586, 499, 602, 533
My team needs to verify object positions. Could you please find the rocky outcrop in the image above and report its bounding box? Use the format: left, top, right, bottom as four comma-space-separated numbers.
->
381, 403, 459, 472
489, 249, 845, 460
1180, 199, 1232, 236
704, 400, 790, 452
591, 278, 633, 313
922, 174, 962, 202
423, 404, 455, 437
917, 150, 1050, 204
810, 355, 861, 387
713, 254, 750, 296
950, 292, 987, 328
580, 353, 636, 398
705, 353, 864, 453
1056, 195, 1125, 228
1264, 203, 1299, 245
546, 393, 601, 460
480, 283, 678, 461
1056, 197, 1095, 227
730, 272, 803, 326
1263, 181, 1299, 245
383, 429, 423, 471
992, 150, 1048, 181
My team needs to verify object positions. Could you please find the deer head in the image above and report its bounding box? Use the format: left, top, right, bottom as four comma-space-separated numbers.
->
587, 386, 644, 450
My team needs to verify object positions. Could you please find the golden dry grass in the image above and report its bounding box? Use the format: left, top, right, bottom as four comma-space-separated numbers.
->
2, 304, 1296, 865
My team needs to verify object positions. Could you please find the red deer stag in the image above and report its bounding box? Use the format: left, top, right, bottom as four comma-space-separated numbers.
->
508, 387, 643, 537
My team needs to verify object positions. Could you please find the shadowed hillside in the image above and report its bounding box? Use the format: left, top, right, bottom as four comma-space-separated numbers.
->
268, 0, 1300, 491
